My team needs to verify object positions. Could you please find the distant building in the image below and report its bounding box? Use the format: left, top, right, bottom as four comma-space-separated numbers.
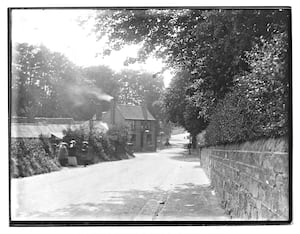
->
102, 104, 157, 152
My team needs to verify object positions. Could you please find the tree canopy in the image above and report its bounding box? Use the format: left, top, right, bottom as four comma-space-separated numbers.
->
205, 32, 289, 145
12, 43, 80, 118
115, 69, 164, 119
11, 43, 165, 122
86, 8, 290, 142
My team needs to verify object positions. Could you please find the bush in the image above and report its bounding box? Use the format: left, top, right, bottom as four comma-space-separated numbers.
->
88, 132, 110, 162
62, 127, 86, 156
62, 124, 131, 163
205, 33, 289, 146
106, 125, 131, 159
10, 138, 61, 178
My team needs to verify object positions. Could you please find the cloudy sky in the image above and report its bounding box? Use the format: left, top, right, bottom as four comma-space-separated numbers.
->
11, 9, 173, 86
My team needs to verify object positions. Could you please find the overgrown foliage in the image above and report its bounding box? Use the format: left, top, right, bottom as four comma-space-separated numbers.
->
205, 33, 289, 145
106, 125, 131, 159
10, 138, 60, 178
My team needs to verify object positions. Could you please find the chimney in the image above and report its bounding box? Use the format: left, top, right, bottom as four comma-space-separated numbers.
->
110, 98, 116, 124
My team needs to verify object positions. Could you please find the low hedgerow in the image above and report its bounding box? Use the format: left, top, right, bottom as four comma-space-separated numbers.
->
10, 138, 61, 178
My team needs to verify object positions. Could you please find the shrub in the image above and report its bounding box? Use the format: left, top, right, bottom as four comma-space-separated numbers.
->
62, 124, 131, 163
88, 132, 110, 162
106, 125, 130, 159
10, 138, 61, 178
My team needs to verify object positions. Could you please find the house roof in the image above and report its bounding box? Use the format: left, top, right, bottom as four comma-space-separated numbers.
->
11, 116, 74, 124
11, 121, 108, 139
117, 105, 156, 121
11, 123, 72, 139
78, 120, 109, 133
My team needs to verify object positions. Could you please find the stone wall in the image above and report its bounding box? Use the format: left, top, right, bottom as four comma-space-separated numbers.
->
199, 138, 289, 220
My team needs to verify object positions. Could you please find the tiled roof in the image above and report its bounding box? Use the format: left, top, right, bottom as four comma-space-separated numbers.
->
117, 105, 156, 121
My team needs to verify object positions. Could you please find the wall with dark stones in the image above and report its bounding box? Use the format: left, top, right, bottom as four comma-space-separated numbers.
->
199, 138, 289, 220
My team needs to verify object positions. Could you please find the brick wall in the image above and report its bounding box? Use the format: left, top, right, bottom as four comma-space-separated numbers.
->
200, 138, 289, 220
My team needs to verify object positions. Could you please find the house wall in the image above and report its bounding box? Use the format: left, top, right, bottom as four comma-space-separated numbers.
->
102, 108, 156, 152
199, 138, 289, 220
127, 120, 156, 152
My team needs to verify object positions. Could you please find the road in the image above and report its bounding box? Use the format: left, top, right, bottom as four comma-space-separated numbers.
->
11, 133, 228, 221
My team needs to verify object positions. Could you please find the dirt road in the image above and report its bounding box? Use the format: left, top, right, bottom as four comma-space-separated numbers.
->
11, 133, 227, 221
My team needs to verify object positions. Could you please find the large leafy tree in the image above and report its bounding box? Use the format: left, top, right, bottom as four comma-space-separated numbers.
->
11, 43, 79, 118
85, 9, 290, 129
11, 43, 115, 120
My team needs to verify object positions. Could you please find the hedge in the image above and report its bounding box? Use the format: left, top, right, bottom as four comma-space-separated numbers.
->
205, 33, 289, 146
10, 138, 61, 178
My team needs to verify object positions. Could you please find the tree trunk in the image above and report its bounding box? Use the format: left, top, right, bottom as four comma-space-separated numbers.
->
191, 135, 197, 149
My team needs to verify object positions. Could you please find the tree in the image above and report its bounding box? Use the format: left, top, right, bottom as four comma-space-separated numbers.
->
81, 65, 119, 119
205, 32, 289, 145
11, 43, 80, 118
115, 69, 164, 119
163, 71, 207, 147
12, 43, 117, 120
85, 8, 290, 132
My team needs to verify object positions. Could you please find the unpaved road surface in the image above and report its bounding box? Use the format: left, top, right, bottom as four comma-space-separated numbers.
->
11, 133, 228, 221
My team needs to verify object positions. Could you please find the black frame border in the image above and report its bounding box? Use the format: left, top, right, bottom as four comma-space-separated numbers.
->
8, 6, 293, 227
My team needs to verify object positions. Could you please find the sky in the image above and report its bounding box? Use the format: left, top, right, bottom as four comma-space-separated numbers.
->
11, 9, 173, 87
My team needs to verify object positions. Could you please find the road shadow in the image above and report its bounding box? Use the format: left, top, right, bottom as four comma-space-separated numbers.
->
14, 183, 228, 221
169, 155, 200, 162
169, 150, 200, 162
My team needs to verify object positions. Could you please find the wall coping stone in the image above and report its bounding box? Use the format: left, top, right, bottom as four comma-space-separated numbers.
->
211, 149, 288, 155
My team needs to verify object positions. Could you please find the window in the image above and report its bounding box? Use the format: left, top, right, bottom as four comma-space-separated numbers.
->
142, 121, 151, 131
147, 134, 152, 145
127, 120, 137, 130
130, 134, 136, 143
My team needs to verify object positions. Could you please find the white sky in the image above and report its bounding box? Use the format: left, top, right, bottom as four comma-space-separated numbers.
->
11, 9, 173, 87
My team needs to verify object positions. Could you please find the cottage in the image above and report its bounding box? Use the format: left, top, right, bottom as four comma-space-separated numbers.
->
102, 104, 157, 152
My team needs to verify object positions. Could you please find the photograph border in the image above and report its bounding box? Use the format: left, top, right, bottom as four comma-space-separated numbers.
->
8, 6, 293, 226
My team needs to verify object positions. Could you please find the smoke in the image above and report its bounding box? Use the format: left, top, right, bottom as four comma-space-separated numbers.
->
87, 86, 114, 102
66, 84, 113, 107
